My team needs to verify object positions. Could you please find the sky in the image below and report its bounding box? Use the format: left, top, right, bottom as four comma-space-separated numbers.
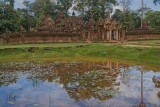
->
14, 0, 160, 11
130, 0, 160, 11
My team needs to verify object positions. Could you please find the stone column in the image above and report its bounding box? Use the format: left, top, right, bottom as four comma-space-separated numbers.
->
116, 29, 119, 40
102, 30, 105, 41
106, 30, 109, 41
109, 29, 112, 41
118, 29, 121, 40
105, 31, 107, 41
103, 31, 106, 41
91, 31, 93, 41
88, 31, 90, 40
98, 28, 100, 40
122, 27, 126, 40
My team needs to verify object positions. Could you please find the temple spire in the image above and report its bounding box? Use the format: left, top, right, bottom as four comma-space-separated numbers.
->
106, 11, 110, 19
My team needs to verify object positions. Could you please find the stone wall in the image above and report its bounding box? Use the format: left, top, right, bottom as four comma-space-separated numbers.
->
2, 32, 81, 44
126, 32, 160, 41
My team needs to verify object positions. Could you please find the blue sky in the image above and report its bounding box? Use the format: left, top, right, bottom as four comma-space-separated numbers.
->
130, 0, 160, 11
15, 0, 160, 11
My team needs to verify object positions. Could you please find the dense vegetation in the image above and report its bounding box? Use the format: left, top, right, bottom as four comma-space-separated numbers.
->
0, 0, 160, 34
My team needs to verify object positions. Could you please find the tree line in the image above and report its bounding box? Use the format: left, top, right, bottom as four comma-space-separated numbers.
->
0, 0, 160, 34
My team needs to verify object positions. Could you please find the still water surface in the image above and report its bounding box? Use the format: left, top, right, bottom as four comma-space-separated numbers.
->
0, 62, 160, 107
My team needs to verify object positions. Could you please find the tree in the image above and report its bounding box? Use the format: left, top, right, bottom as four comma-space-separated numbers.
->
112, 9, 141, 28
73, 0, 116, 21
0, 3, 19, 34
56, 0, 73, 15
23, 0, 31, 31
2, 0, 15, 8
8, 0, 15, 8
119, 0, 132, 13
31, 0, 56, 28
17, 8, 36, 32
32, 0, 56, 18
144, 10, 160, 31
118, 0, 132, 22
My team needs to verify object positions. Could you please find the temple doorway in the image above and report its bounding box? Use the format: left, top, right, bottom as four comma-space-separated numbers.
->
111, 30, 116, 40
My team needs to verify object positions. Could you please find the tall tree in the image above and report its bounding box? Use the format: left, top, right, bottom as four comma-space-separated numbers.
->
56, 0, 73, 15
32, 0, 56, 20
119, 0, 132, 13
118, 0, 132, 22
0, 2, 19, 34
32, 0, 56, 28
4, 0, 15, 8
9, 0, 15, 8
73, 0, 116, 21
23, 0, 31, 31
144, 10, 160, 31
112, 9, 141, 28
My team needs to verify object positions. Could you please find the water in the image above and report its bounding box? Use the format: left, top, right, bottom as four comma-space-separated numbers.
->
0, 62, 160, 107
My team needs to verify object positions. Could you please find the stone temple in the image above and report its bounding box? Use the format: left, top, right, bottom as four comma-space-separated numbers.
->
37, 10, 125, 42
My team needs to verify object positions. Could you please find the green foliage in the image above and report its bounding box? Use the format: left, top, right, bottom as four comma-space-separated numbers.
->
56, 0, 73, 15
112, 9, 141, 28
32, 0, 56, 18
145, 10, 160, 31
31, 0, 56, 27
0, 3, 19, 34
73, 0, 116, 21
17, 8, 36, 31
3, 0, 15, 8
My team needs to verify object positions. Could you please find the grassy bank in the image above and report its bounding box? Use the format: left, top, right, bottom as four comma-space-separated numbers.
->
0, 43, 88, 49
0, 43, 160, 66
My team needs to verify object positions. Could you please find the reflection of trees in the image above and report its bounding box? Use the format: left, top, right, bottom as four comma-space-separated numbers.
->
153, 76, 160, 88
153, 76, 160, 98
133, 69, 146, 107
120, 67, 130, 85
0, 62, 122, 101
54, 62, 121, 101
0, 71, 18, 86
6, 92, 17, 105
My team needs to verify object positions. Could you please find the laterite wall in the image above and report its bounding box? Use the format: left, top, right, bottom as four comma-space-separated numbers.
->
2, 32, 82, 44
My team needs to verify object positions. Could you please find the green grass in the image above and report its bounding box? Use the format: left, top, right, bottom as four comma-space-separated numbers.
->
0, 43, 160, 67
127, 40, 160, 46
0, 43, 88, 49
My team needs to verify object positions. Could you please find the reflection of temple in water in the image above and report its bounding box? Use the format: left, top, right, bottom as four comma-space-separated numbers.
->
1, 62, 160, 107
49, 62, 122, 101
0, 62, 123, 101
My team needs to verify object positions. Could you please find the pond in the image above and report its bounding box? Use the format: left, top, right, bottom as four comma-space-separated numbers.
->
0, 61, 160, 107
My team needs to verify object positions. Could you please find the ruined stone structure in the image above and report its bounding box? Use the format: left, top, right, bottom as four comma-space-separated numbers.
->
37, 10, 124, 42
38, 14, 55, 32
